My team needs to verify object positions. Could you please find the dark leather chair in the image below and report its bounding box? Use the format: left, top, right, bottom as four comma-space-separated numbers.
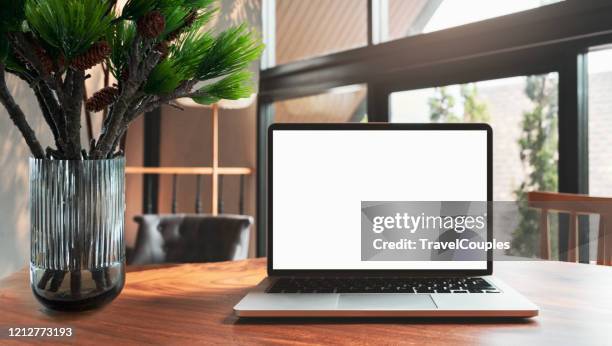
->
129, 214, 252, 265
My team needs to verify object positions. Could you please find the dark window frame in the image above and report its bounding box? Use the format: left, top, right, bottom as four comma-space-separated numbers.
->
256, 0, 612, 258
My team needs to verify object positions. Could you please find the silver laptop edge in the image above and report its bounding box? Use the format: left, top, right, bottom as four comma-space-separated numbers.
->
234, 123, 539, 318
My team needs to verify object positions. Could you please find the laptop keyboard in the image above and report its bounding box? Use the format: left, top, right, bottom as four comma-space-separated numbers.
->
267, 277, 500, 294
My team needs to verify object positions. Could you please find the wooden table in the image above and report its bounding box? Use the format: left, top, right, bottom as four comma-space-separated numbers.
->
0, 259, 610, 345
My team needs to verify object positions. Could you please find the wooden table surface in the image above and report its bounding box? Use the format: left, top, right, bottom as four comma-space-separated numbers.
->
0, 258, 611, 345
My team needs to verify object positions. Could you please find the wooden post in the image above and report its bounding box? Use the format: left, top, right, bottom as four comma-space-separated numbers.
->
83, 81, 94, 143
605, 213, 612, 266
568, 212, 578, 262
218, 175, 224, 214
171, 174, 178, 214
195, 174, 202, 214
540, 209, 550, 260
239, 174, 245, 215
211, 103, 219, 215
597, 214, 605, 265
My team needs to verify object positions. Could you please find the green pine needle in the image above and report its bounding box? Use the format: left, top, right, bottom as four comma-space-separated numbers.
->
144, 59, 183, 94
196, 24, 263, 81
192, 70, 253, 105
25, 0, 114, 58
106, 20, 136, 79
123, 0, 214, 20
121, 0, 159, 20
182, 0, 215, 10
144, 19, 262, 97
161, 6, 192, 37
161, 1, 217, 40
172, 23, 214, 75
144, 19, 214, 94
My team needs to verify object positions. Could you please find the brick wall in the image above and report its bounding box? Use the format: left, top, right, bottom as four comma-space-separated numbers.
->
477, 78, 536, 201
588, 72, 612, 197
474, 72, 612, 200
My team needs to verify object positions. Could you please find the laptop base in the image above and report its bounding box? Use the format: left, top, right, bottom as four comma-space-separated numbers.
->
234, 277, 538, 318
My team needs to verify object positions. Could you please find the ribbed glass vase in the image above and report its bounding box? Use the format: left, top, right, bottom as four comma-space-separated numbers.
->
29, 158, 126, 311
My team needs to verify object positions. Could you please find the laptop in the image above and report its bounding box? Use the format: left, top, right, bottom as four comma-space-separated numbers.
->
234, 123, 538, 318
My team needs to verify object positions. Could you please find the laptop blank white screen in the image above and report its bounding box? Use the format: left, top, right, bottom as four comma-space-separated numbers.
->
272, 129, 488, 270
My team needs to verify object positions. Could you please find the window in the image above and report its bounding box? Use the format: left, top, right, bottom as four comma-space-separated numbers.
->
275, 0, 368, 65
390, 73, 559, 201
384, 0, 564, 42
390, 74, 561, 259
258, 0, 612, 258
273, 84, 367, 123
587, 47, 612, 197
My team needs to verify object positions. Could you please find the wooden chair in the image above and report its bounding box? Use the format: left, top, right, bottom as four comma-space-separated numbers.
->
527, 191, 612, 265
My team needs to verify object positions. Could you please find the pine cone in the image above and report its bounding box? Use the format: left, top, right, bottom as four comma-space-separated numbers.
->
32, 44, 54, 75
154, 41, 169, 60
86, 86, 119, 112
166, 10, 197, 41
137, 11, 166, 39
71, 41, 111, 70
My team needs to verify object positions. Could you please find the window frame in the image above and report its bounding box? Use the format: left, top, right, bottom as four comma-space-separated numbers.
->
256, 0, 610, 258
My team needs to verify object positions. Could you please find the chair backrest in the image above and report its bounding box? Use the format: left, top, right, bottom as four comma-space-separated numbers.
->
129, 214, 253, 265
527, 191, 612, 265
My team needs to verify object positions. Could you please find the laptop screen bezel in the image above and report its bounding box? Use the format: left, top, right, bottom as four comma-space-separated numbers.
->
267, 123, 493, 277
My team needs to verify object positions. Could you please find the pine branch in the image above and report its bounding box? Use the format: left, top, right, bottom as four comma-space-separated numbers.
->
107, 93, 150, 157
107, 92, 149, 155
37, 81, 66, 143
9, 33, 72, 154
91, 40, 141, 158
33, 83, 65, 154
93, 35, 162, 159
93, 99, 127, 159
7, 32, 49, 79
10, 69, 66, 155
125, 93, 150, 122
0, 66, 45, 158
132, 79, 197, 116
133, 70, 251, 118
63, 69, 85, 159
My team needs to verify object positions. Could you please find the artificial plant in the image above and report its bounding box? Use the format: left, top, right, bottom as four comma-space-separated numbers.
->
0, 0, 262, 298
0, 0, 263, 160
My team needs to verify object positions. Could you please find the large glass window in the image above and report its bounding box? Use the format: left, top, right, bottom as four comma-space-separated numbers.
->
260, 0, 609, 259
390, 74, 559, 258
390, 73, 559, 201
384, 0, 564, 42
273, 84, 367, 123
275, 0, 367, 65
587, 47, 612, 197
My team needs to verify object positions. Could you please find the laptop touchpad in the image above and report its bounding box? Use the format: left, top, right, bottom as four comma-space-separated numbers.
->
337, 294, 436, 310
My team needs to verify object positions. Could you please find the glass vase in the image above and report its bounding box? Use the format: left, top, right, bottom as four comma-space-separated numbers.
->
29, 158, 125, 311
